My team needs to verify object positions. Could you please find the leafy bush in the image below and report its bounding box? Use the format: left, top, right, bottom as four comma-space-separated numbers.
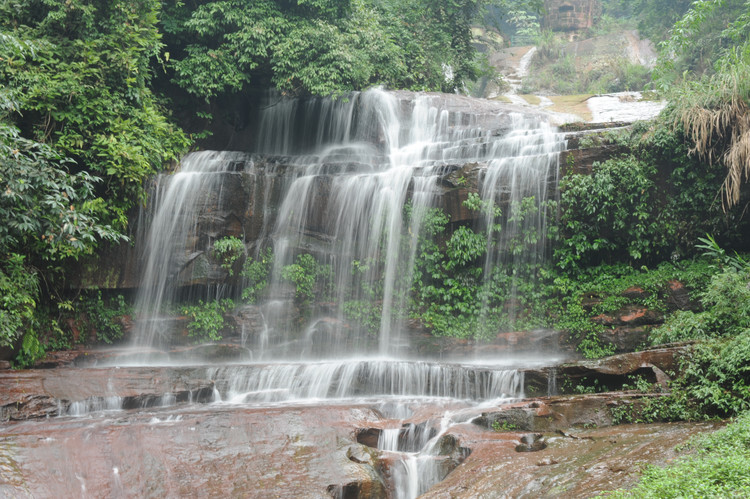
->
1, 1, 189, 230
281, 253, 330, 304
163, 0, 517, 98
0, 254, 38, 349
556, 155, 662, 269
241, 248, 274, 303
0, 125, 124, 261
649, 310, 713, 345
181, 298, 234, 343
78, 291, 132, 345
342, 300, 381, 335
650, 265, 750, 345
672, 330, 750, 417
213, 236, 245, 276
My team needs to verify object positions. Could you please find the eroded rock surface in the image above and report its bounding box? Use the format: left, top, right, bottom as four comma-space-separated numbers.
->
0, 404, 386, 498
423, 421, 721, 498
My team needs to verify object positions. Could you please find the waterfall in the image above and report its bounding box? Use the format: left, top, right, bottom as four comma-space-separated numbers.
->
132, 88, 566, 360
133, 151, 250, 350
210, 360, 524, 404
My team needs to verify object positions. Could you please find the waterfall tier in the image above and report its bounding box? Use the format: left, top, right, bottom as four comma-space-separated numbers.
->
134, 88, 566, 360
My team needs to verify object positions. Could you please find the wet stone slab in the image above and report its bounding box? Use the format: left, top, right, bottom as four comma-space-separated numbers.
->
423, 420, 722, 498
0, 404, 387, 498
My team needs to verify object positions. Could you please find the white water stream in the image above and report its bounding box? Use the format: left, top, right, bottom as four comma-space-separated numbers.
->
132, 89, 565, 360
124, 88, 566, 497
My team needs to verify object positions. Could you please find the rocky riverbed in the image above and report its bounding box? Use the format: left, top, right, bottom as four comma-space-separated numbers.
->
0, 346, 722, 498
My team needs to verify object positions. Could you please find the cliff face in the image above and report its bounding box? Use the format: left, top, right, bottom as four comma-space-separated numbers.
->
73, 127, 624, 292
543, 0, 600, 32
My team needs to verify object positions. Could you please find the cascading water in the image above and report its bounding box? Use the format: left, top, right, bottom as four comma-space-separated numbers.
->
0, 88, 583, 499
123, 88, 566, 498
133, 88, 565, 360
133, 150, 249, 352
250, 88, 565, 359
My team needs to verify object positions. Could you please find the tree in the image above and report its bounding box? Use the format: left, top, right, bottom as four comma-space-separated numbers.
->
0, 2, 187, 358
656, 0, 750, 208
0, 0, 188, 230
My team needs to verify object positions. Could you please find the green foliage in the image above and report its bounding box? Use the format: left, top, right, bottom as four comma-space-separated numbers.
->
163, 0, 530, 100
610, 0, 692, 43
550, 258, 717, 358
604, 411, 750, 498
14, 331, 44, 370
343, 299, 381, 335
670, 330, 750, 418
0, 124, 125, 261
650, 310, 714, 345
561, 376, 609, 394
409, 197, 551, 340
181, 298, 234, 342
445, 226, 486, 269
556, 155, 661, 269
213, 236, 245, 276
663, 55, 750, 208
654, 0, 750, 85
0, 254, 38, 349
78, 291, 132, 345
240, 247, 274, 303
651, 265, 750, 346
281, 253, 330, 303
0, 1, 187, 351
523, 48, 652, 95
623, 374, 655, 393
609, 403, 635, 425
696, 234, 749, 272
491, 420, 518, 431
534, 30, 562, 62
557, 300, 614, 360
1, 0, 189, 231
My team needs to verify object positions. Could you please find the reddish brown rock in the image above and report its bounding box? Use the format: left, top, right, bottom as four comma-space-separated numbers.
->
666, 279, 699, 311
428, 420, 722, 498
621, 286, 648, 300
593, 306, 663, 327
0, 404, 387, 498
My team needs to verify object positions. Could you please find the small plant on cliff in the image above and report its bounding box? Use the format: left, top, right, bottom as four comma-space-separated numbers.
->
181, 298, 234, 343
281, 254, 331, 305
213, 236, 245, 276
240, 247, 274, 303
491, 420, 518, 432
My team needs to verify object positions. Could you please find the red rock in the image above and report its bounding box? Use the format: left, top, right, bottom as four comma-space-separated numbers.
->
621, 286, 648, 300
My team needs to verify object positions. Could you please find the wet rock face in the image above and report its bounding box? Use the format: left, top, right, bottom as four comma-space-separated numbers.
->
0, 403, 388, 499
516, 433, 547, 452
429, 420, 722, 498
0, 367, 216, 421
0, 352, 726, 498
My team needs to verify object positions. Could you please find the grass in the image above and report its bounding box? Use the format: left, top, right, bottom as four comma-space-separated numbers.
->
602, 411, 750, 497
547, 94, 594, 122
518, 94, 542, 106
491, 95, 513, 104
